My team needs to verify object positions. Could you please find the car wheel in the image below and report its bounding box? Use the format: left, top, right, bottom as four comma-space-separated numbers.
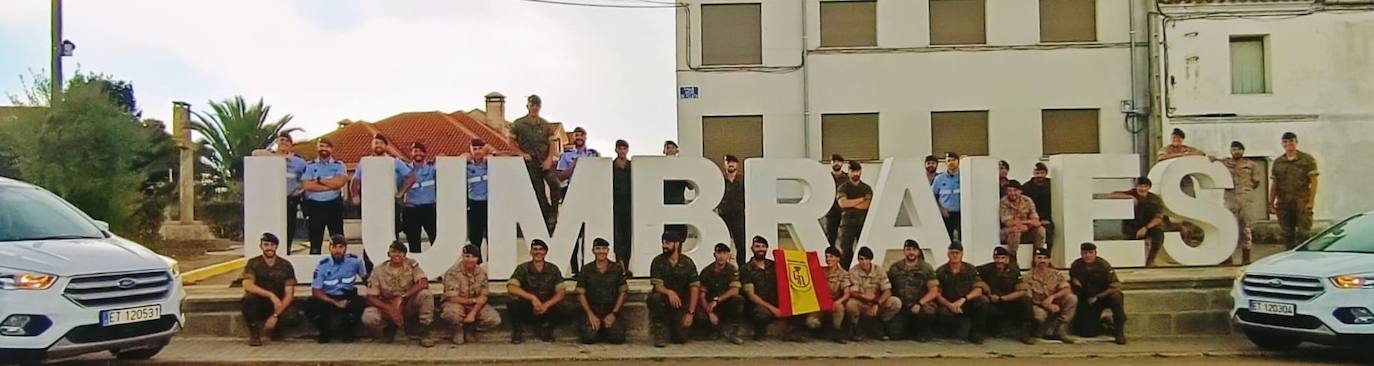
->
1244, 329, 1301, 350
110, 346, 164, 360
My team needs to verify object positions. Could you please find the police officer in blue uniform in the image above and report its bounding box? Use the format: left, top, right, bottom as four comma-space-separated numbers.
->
466, 139, 492, 259
300, 138, 349, 255
253, 133, 308, 250
306, 235, 368, 343
398, 142, 437, 253
350, 134, 412, 239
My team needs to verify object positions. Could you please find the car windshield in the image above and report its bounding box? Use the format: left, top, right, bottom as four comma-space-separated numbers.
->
1297, 213, 1374, 254
0, 185, 107, 242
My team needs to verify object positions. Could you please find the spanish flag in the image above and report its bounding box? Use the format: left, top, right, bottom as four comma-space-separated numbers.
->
773, 249, 834, 316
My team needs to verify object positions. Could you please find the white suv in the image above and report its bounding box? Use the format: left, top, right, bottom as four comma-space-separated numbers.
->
1232, 211, 1374, 350
0, 177, 185, 364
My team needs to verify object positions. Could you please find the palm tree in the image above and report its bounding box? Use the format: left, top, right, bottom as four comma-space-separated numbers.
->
189, 96, 299, 181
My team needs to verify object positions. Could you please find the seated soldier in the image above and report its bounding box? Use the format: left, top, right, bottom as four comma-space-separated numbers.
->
1027, 248, 1077, 343
845, 247, 902, 342
305, 234, 367, 344
241, 233, 297, 347
806, 247, 852, 343
978, 246, 1035, 344
934, 242, 990, 344
886, 240, 940, 342
647, 231, 700, 347
741, 236, 807, 342
697, 243, 745, 344
440, 245, 501, 345
362, 241, 435, 347
574, 238, 629, 345
507, 239, 572, 344
1070, 242, 1127, 345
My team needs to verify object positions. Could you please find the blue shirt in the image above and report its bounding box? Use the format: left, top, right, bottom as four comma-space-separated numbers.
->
311, 253, 368, 296
301, 158, 347, 202
467, 160, 489, 202
285, 154, 307, 197
556, 147, 600, 188
932, 171, 961, 212
353, 157, 411, 188
403, 162, 438, 206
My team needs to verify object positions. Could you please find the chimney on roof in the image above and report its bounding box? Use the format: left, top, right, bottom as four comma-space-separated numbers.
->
337, 119, 353, 129
484, 92, 506, 127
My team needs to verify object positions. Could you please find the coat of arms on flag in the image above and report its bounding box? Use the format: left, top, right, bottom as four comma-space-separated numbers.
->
772, 249, 835, 316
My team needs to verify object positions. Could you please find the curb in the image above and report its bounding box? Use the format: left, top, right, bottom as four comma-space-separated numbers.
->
181, 257, 247, 285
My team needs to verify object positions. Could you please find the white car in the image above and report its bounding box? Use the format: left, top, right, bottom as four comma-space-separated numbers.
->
1232, 211, 1374, 350
0, 177, 185, 364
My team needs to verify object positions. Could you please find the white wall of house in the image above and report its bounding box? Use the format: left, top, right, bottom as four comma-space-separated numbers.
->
676, 0, 1150, 186
1157, 7, 1374, 220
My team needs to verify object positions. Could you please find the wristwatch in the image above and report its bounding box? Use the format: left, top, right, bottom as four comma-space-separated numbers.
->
711, 296, 721, 302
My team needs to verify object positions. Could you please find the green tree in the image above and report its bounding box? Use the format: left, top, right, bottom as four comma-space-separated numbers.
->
190, 96, 298, 182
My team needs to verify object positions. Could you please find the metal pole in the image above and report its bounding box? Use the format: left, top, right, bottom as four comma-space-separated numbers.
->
50, 0, 63, 103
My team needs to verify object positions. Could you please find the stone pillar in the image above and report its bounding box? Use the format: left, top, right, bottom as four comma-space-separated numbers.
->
173, 101, 195, 223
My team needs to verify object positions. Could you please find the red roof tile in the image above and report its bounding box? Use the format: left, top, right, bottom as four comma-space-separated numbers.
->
297, 111, 517, 169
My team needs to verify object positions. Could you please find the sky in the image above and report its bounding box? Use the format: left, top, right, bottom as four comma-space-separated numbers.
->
0, 0, 678, 155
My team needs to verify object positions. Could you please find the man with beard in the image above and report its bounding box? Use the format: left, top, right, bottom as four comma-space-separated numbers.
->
934, 242, 989, 344
836, 161, 873, 269
824, 154, 846, 247
252, 133, 308, 249
464, 139, 492, 258
663, 141, 689, 238
554, 127, 600, 273
1216, 141, 1261, 264
612, 140, 633, 266
1070, 242, 1126, 345
300, 139, 349, 255
349, 134, 412, 241
806, 247, 851, 343
933, 153, 964, 240
397, 142, 437, 253
1001, 180, 1045, 257
924, 155, 939, 184
440, 245, 501, 345
741, 236, 806, 342
648, 231, 701, 347
1020, 163, 1054, 250
1269, 132, 1319, 249
507, 239, 571, 344
574, 238, 629, 345
697, 243, 745, 344
846, 247, 901, 342
717, 155, 747, 264
977, 247, 1035, 344
886, 240, 940, 341
362, 241, 435, 347
511, 95, 558, 228
306, 235, 367, 343
1026, 248, 1076, 343
241, 233, 297, 346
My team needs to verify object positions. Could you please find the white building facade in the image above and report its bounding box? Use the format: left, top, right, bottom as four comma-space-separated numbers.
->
1153, 0, 1374, 220
675, 0, 1152, 185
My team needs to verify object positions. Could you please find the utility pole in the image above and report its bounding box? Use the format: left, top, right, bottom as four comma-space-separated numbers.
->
50, 0, 63, 103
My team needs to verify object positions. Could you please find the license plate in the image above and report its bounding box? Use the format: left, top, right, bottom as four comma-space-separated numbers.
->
1249, 300, 1296, 316
101, 305, 161, 326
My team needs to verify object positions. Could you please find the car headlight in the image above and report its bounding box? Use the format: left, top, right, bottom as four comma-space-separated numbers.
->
0, 267, 59, 291
1330, 273, 1374, 289
159, 255, 182, 279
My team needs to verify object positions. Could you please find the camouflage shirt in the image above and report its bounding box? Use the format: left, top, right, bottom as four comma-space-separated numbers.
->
243, 256, 297, 298
1221, 157, 1262, 194
935, 261, 986, 301
976, 263, 1027, 297
511, 115, 551, 163
825, 265, 851, 297
442, 264, 488, 300
699, 262, 741, 299
650, 253, 700, 295
1271, 151, 1319, 203
888, 259, 937, 304
1025, 267, 1069, 303
1000, 195, 1039, 226
575, 261, 628, 315
1156, 144, 1204, 161
1069, 258, 1121, 296
741, 259, 778, 304
509, 261, 565, 301
848, 263, 889, 297
368, 258, 426, 299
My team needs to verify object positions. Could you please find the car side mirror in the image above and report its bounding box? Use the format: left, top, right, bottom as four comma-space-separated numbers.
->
93, 220, 110, 232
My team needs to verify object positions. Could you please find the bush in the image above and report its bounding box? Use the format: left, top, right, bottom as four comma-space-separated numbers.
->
200, 198, 244, 241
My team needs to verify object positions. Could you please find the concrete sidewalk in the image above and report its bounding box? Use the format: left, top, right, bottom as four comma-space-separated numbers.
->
58, 335, 1295, 365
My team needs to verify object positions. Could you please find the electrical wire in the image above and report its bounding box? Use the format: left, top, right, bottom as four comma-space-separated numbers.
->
515, 0, 681, 9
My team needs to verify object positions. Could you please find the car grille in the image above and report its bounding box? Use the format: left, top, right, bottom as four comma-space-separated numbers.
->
63, 270, 172, 307
1241, 273, 1324, 301
64, 316, 177, 344
1236, 309, 1325, 330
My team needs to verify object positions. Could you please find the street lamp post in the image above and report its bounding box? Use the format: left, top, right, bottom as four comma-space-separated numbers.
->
50, 0, 63, 102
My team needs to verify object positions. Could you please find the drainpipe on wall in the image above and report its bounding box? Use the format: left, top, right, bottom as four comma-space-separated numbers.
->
1127, 0, 1151, 174
801, 2, 812, 160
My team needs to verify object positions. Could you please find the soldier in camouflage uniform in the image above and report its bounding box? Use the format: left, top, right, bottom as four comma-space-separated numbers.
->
935, 242, 990, 344
647, 231, 700, 347
886, 240, 940, 341
507, 239, 571, 344
1218, 141, 1261, 264
978, 247, 1035, 344
574, 238, 629, 344
1027, 248, 1077, 343
511, 94, 557, 227
741, 236, 806, 342
440, 245, 501, 345
1070, 242, 1127, 345
1269, 132, 1319, 249
846, 247, 901, 342
835, 161, 873, 268
363, 242, 436, 347
697, 243, 746, 344
718, 155, 748, 264
806, 247, 852, 343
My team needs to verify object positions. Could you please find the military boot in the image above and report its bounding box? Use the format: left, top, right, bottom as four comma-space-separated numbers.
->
510, 326, 525, 344
830, 324, 848, 344
1020, 322, 1036, 345
849, 321, 864, 342
752, 323, 768, 341
247, 323, 263, 347
419, 326, 437, 348
452, 325, 466, 345
464, 324, 479, 344
1054, 322, 1077, 344
652, 322, 667, 348
726, 323, 744, 345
